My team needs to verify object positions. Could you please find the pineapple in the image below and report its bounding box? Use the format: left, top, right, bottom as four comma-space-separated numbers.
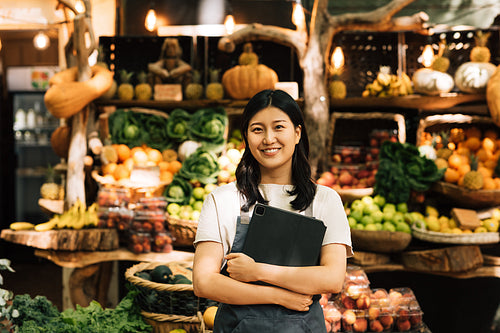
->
184, 70, 204, 100
431, 39, 450, 72
40, 165, 64, 200
435, 131, 453, 160
470, 31, 491, 63
238, 43, 259, 66
117, 70, 134, 100
205, 69, 224, 100
134, 71, 152, 100
329, 75, 347, 99
463, 155, 484, 190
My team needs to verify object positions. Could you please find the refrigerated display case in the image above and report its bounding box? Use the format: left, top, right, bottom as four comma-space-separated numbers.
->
6, 67, 60, 224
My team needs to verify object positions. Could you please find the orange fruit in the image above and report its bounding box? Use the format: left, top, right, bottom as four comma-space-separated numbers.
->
102, 162, 118, 175
145, 160, 157, 167
484, 156, 498, 170
484, 129, 498, 141
455, 146, 470, 156
447, 154, 463, 169
158, 161, 170, 171
147, 148, 163, 164
123, 158, 135, 171
482, 137, 496, 153
478, 166, 493, 179
465, 126, 482, 139
203, 306, 218, 330
160, 170, 174, 184
464, 137, 481, 152
168, 160, 182, 174
113, 164, 130, 180
133, 150, 149, 166
457, 163, 471, 176
130, 146, 144, 156
117, 144, 131, 162
444, 168, 460, 184
495, 178, 500, 189
483, 177, 496, 190
476, 148, 491, 163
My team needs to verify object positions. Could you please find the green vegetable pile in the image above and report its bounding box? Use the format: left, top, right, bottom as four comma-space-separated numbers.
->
177, 149, 220, 185
374, 141, 445, 204
11, 289, 151, 333
166, 108, 191, 144
109, 109, 170, 151
164, 176, 193, 205
189, 107, 227, 153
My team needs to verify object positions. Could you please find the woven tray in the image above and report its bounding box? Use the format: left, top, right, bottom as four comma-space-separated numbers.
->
166, 213, 198, 247
411, 224, 499, 244
125, 261, 215, 317
431, 182, 500, 209
351, 229, 412, 253
141, 311, 205, 333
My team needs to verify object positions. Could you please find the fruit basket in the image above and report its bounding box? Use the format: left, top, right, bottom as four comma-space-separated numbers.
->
431, 181, 500, 209
411, 223, 499, 244
350, 229, 412, 253
125, 261, 210, 333
166, 213, 198, 247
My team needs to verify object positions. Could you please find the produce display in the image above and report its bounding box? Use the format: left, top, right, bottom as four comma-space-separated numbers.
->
319, 266, 424, 332
361, 66, 413, 98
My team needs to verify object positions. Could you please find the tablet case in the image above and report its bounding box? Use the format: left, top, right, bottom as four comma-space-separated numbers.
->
242, 203, 326, 267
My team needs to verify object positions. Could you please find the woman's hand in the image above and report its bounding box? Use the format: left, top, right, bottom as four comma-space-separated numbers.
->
225, 253, 258, 282
276, 289, 313, 312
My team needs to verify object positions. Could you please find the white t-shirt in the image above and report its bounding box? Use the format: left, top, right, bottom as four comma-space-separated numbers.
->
194, 182, 354, 263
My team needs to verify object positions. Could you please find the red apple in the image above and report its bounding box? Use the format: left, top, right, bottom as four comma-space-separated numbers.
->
356, 294, 371, 309
369, 320, 384, 332
397, 319, 411, 331
353, 318, 367, 332
338, 171, 353, 186
342, 309, 356, 325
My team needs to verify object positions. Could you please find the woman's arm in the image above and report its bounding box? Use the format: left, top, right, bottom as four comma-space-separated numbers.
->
225, 243, 347, 295
193, 241, 314, 311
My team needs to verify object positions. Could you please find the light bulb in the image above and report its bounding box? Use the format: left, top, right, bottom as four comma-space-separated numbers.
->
145, 8, 157, 32
224, 14, 235, 35
75, 0, 85, 13
292, 2, 305, 30
421, 44, 434, 68
33, 32, 50, 50
331, 46, 345, 70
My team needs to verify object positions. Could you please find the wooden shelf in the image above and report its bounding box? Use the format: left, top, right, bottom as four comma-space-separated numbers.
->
331, 93, 486, 111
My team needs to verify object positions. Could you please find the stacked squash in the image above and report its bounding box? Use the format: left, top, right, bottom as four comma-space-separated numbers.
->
222, 43, 278, 100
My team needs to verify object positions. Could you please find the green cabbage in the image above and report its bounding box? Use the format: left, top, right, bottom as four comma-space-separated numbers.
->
163, 176, 193, 205
189, 107, 227, 153
177, 149, 220, 185
166, 108, 192, 143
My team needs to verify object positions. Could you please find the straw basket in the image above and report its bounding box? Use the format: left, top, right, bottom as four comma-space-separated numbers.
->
125, 261, 215, 333
411, 223, 499, 245
431, 181, 500, 209
166, 214, 198, 247
351, 229, 412, 253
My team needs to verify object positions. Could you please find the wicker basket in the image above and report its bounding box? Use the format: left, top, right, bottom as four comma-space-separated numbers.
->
166, 213, 198, 247
351, 229, 412, 253
431, 181, 500, 209
141, 311, 206, 333
411, 223, 500, 244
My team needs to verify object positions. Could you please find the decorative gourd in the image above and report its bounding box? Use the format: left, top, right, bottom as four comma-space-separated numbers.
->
486, 65, 500, 127
238, 43, 259, 66
50, 124, 71, 159
222, 64, 278, 100
454, 62, 496, 94
44, 65, 114, 119
412, 68, 454, 96
454, 31, 495, 94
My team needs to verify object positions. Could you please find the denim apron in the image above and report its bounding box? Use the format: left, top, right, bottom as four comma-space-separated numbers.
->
213, 204, 326, 333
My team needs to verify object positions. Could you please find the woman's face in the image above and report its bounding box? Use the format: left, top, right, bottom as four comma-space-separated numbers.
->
246, 106, 301, 183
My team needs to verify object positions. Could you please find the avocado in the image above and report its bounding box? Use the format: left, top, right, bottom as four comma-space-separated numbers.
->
135, 271, 151, 280
171, 274, 192, 284
150, 265, 174, 283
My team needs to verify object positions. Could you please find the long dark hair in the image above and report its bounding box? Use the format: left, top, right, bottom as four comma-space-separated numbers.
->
235, 89, 316, 212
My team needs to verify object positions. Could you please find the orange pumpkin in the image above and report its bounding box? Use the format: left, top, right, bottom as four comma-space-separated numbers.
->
50, 125, 72, 159
486, 65, 500, 127
222, 64, 278, 100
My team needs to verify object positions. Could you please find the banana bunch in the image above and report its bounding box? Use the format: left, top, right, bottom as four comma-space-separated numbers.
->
33, 200, 99, 232
362, 67, 413, 97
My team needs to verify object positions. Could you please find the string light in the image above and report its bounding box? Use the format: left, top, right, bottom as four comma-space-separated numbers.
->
421, 44, 434, 68
145, 4, 157, 32
331, 46, 345, 71
292, 1, 306, 31
224, 14, 235, 34
33, 32, 50, 50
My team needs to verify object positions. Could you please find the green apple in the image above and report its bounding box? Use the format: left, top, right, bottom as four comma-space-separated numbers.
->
365, 223, 378, 231
383, 203, 396, 214
354, 223, 365, 230
350, 199, 364, 212
192, 187, 206, 200
396, 222, 411, 233
204, 183, 218, 194
167, 203, 181, 216
349, 209, 364, 222
383, 210, 395, 222
348, 217, 358, 229
393, 212, 405, 225
373, 194, 386, 208
192, 200, 204, 212
361, 215, 374, 226
374, 222, 383, 231
364, 203, 380, 215
410, 212, 425, 223
371, 210, 384, 224
361, 196, 374, 206
191, 210, 201, 221
382, 221, 396, 232
397, 202, 408, 213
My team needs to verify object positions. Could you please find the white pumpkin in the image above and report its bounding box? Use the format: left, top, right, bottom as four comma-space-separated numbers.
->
412, 68, 454, 96
454, 62, 496, 94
